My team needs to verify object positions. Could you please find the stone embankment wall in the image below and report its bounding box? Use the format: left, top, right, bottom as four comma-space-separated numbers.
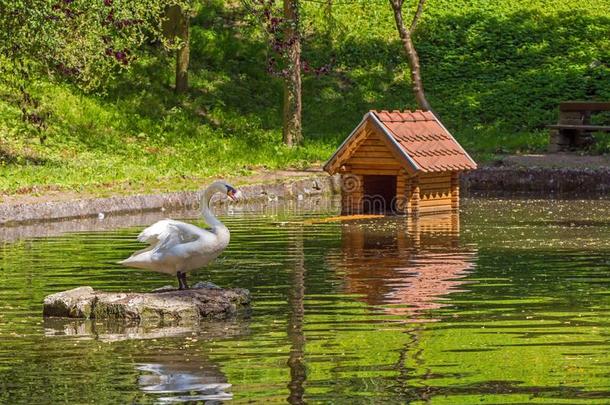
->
1, 167, 608, 226
0, 175, 342, 226
462, 167, 610, 198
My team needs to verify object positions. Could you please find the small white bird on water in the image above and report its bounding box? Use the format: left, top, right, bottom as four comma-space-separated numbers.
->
120, 181, 240, 290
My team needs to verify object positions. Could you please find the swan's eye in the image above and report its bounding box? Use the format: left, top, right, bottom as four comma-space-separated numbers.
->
226, 185, 238, 201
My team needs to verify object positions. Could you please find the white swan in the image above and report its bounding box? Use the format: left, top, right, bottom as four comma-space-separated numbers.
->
120, 181, 240, 289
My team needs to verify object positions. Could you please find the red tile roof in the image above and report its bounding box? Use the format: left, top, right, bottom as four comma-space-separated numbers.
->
371, 110, 477, 172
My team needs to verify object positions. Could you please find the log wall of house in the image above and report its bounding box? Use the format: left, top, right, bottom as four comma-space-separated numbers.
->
451, 172, 459, 212
344, 130, 402, 176
342, 171, 461, 216
341, 171, 364, 215
395, 172, 409, 215
416, 172, 455, 215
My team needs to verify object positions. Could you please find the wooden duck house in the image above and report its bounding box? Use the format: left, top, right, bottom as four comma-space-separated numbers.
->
324, 110, 477, 216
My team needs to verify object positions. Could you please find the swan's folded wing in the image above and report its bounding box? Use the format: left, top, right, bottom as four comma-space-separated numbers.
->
138, 219, 172, 244
152, 223, 183, 253
137, 219, 214, 246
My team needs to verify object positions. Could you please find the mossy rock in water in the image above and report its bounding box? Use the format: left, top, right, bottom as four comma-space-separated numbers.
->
43, 284, 250, 324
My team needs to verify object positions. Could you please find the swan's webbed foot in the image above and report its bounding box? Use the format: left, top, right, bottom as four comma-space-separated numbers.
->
177, 272, 189, 290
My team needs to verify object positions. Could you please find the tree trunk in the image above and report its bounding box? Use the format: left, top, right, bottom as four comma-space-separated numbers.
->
175, 8, 190, 94
164, 5, 190, 93
324, 0, 334, 44
282, 0, 302, 146
389, 0, 431, 111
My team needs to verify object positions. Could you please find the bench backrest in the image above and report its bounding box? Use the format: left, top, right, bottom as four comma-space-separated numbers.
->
559, 101, 610, 112
558, 102, 610, 125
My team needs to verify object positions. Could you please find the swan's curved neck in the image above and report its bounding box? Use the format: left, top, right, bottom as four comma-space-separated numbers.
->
200, 185, 226, 230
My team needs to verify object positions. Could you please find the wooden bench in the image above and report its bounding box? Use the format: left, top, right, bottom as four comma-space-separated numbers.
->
548, 101, 610, 152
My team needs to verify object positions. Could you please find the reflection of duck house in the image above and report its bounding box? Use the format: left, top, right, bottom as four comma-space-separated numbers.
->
331, 214, 476, 318
324, 111, 477, 216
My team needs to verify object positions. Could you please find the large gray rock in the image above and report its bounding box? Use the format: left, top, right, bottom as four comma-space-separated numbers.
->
43, 285, 250, 323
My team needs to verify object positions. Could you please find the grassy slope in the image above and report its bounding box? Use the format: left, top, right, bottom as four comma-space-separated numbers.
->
1, 0, 609, 195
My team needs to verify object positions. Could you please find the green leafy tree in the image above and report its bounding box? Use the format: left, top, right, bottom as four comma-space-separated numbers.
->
0, 0, 191, 141
246, 0, 333, 147
0, 0, 189, 90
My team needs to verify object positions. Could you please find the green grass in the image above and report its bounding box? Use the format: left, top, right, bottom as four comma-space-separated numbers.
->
0, 71, 331, 195
1, 0, 609, 196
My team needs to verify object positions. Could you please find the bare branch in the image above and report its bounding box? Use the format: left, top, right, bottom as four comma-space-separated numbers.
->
409, 0, 426, 35
389, 0, 432, 111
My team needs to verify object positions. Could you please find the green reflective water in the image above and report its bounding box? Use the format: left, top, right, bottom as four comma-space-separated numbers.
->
0, 198, 609, 404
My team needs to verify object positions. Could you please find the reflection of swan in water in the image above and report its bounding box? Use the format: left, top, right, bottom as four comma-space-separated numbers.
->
132, 326, 245, 403
137, 360, 232, 403
328, 214, 477, 320
44, 320, 247, 403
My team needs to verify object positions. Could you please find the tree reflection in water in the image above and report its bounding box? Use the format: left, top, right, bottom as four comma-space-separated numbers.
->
327, 213, 477, 402
287, 224, 306, 405
282, 214, 478, 403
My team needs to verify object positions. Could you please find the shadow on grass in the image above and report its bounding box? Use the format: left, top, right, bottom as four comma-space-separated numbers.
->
0, 149, 48, 166
89, 4, 610, 155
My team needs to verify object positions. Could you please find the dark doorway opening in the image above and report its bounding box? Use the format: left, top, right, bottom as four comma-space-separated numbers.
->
362, 175, 397, 214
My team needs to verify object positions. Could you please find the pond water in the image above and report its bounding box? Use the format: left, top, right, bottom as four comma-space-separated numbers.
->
1, 197, 609, 404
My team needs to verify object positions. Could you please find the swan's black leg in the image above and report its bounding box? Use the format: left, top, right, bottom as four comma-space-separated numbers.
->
177, 272, 189, 290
